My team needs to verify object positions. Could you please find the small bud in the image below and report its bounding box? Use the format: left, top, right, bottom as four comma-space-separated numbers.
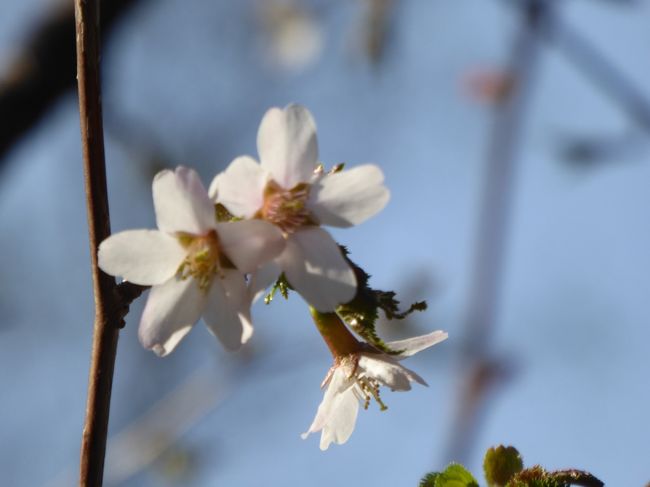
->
483, 445, 524, 487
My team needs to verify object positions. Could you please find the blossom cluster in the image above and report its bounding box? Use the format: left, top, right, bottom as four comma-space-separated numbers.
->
98, 104, 447, 449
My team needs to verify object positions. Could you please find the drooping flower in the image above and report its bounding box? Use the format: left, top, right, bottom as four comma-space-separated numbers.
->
209, 104, 390, 311
98, 166, 284, 356
301, 330, 448, 450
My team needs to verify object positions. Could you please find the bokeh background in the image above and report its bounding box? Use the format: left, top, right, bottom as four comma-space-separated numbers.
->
1, 0, 649, 485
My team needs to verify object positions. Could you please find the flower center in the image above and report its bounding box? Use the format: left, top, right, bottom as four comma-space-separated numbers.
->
259, 180, 312, 233
339, 355, 388, 412
177, 231, 221, 291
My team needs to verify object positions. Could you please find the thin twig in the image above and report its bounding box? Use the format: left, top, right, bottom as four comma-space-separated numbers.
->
444, 0, 547, 464
74, 0, 122, 484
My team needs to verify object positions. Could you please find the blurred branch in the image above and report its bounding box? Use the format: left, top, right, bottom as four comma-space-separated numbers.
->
511, 0, 650, 133
445, 0, 547, 464
0, 0, 142, 163
362, 0, 396, 66
446, 0, 650, 465
44, 364, 225, 487
104, 364, 222, 484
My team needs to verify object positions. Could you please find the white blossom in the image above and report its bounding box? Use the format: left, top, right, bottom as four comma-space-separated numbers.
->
98, 167, 284, 356
302, 330, 448, 450
209, 104, 390, 311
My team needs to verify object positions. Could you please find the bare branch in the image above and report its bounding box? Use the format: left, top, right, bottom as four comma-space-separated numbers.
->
74, 0, 125, 484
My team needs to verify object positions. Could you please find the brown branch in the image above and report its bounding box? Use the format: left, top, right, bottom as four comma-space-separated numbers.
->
0, 0, 142, 163
74, 0, 132, 485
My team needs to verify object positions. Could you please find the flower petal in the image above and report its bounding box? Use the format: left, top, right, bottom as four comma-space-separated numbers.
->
208, 156, 269, 218
257, 104, 319, 189
279, 227, 356, 312
98, 230, 186, 285
358, 354, 426, 390
318, 387, 359, 450
387, 330, 448, 359
202, 270, 253, 350
138, 276, 207, 356
301, 367, 356, 440
153, 166, 215, 235
215, 220, 285, 274
308, 164, 390, 228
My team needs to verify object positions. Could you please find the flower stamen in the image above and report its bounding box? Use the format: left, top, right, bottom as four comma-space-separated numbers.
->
177, 231, 221, 291
357, 376, 388, 411
339, 354, 388, 411
259, 180, 313, 233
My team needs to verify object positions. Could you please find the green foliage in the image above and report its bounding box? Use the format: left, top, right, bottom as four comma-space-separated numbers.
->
507, 466, 559, 487
438, 464, 480, 487
420, 472, 441, 487
484, 445, 524, 486
264, 273, 291, 304
337, 248, 427, 354
420, 464, 479, 487
261, 244, 427, 354
419, 446, 603, 487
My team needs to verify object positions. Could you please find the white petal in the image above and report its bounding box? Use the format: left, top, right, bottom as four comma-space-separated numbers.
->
387, 330, 448, 359
302, 367, 354, 439
202, 270, 253, 350
138, 276, 207, 356
215, 220, 285, 274
279, 228, 356, 312
318, 388, 359, 450
358, 354, 426, 390
257, 104, 319, 189
209, 156, 269, 218
249, 260, 283, 303
98, 230, 186, 285
153, 166, 216, 235
308, 164, 390, 228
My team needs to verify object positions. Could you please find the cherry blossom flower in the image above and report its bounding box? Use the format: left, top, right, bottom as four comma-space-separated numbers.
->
301, 330, 448, 450
209, 104, 390, 311
98, 167, 284, 356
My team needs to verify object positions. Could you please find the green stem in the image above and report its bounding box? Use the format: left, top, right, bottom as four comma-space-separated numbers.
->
309, 307, 360, 358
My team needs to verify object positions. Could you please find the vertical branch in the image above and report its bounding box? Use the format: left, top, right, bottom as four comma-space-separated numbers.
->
444, 0, 548, 464
75, 0, 120, 485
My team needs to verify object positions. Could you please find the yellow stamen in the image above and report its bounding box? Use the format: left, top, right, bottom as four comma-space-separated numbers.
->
176, 231, 221, 291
